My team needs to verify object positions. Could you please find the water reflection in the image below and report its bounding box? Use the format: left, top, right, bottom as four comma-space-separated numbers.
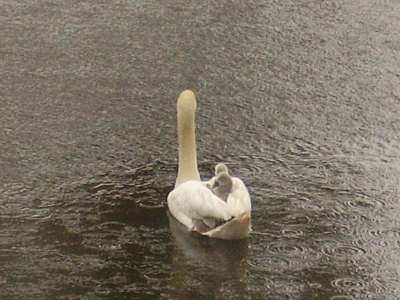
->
168, 212, 249, 298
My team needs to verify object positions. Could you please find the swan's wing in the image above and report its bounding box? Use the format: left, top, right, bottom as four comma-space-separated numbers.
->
190, 185, 233, 220
167, 181, 233, 229
227, 178, 252, 216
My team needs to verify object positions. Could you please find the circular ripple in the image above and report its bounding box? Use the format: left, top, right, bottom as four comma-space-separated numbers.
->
265, 242, 311, 262
281, 228, 304, 238
268, 243, 307, 254
359, 226, 400, 249
296, 196, 325, 212
248, 256, 290, 270
99, 222, 125, 231
277, 214, 313, 226
344, 197, 384, 210
230, 159, 264, 178
321, 244, 367, 258
364, 229, 383, 238
374, 239, 392, 248
137, 199, 165, 209
327, 210, 363, 223
264, 275, 305, 295
332, 277, 366, 292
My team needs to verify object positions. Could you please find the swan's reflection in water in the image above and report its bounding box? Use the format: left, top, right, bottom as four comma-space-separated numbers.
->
167, 212, 249, 299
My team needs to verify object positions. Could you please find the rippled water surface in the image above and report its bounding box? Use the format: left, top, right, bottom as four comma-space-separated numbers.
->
1, 0, 400, 299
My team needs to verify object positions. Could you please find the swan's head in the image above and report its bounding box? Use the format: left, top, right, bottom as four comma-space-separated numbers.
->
213, 172, 233, 195
215, 163, 229, 176
177, 90, 197, 115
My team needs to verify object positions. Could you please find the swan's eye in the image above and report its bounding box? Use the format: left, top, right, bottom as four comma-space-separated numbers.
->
213, 181, 220, 188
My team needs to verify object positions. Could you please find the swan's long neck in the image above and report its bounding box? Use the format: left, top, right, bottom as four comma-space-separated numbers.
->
175, 90, 200, 187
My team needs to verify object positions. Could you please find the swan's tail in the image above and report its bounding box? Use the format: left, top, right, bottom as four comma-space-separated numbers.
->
201, 211, 251, 240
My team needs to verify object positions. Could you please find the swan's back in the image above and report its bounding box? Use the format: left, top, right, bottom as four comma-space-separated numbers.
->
167, 181, 233, 229
227, 178, 251, 216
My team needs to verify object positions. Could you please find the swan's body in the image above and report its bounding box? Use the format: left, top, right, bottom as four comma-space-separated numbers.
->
167, 90, 251, 240
168, 181, 233, 232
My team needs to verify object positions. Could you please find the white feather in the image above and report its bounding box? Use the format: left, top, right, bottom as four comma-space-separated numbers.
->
167, 181, 233, 230
167, 90, 251, 240
227, 177, 252, 217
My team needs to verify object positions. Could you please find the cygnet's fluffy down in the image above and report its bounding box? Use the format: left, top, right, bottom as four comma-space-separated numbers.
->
207, 163, 251, 217
212, 172, 233, 202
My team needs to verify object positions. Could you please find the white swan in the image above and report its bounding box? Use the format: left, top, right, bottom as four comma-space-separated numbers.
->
167, 90, 251, 240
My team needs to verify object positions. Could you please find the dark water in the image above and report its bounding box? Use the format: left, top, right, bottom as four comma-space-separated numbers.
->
1, 0, 400, 299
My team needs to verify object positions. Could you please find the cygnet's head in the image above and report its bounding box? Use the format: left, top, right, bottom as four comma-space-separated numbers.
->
215, 163, 229, 176
213, 172, 233, 197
